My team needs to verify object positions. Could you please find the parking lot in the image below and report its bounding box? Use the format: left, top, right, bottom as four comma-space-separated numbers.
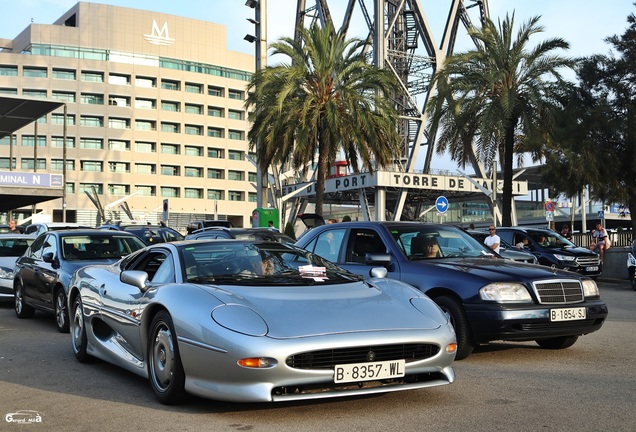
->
1, 279, 634, 432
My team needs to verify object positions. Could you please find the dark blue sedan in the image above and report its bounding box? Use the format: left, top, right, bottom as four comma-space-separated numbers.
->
296, 221, 608, 359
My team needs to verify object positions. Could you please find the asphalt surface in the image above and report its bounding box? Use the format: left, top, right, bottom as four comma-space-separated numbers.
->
0, 278, 634, 432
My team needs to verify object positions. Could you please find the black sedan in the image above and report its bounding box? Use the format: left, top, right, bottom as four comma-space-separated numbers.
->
13, 230, 146, 332
295, 221, 608, 359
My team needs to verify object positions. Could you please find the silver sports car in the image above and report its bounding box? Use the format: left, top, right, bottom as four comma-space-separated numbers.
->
68, 240, 456, 404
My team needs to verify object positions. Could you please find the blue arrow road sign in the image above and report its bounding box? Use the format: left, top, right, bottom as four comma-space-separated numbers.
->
435, 196, 449, 213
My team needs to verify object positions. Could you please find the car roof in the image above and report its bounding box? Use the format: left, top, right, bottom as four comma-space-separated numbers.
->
52, 229, 139, 237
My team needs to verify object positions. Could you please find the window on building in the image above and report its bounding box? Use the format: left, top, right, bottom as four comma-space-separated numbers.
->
109, 96, 130, 107
161, 100, 180, 112
208, 147, 224, 158
21, 158, 46, 170
184, 146, 203, 157
161, 122, 180, 133
135, 142, 155, 153
0, 88, 17, 95
81, 115, 104, 127
52, 68, 76, 80
248, 192, 257, 202
161, 187, 180, 198
109, 162, 129, 173
161, 165, 180, 176
184, 124, 203, 135
23, 67, 47, 78
50, 137, 75, 148
50, 159, 75, 171
21, 136, 46, 147
80, 93, 104, 104
248, 172, 257, 182
52, 91, 76, 103
65, 182, 75, 194
228, 130, 245, 140
108, 139, 130, 151
184, 167, 203, 177
108, 184, 130, 195
208, 189, 224, 200
208, 168, 224, 179
108, 117, 129, 129
228, 191, 244, 201
228, 150, 244, 161
23, 89, 47, 98
108, 73, 130, 85
0, 158, 16, 169
79, 183, 103, 194
208, 106, 224, 117
208, 127, 224, 138
135, 76, 156, 88
79, 138, 104, 150
208, 86, 224, 97
135, 120, 156, 131
81, 161, 103, 172
228, 89, 244, 100
135, 185, 156, 196
135, 98, 156, 109
185, 82, 203, 93
0, 65, 18, 76
161, 79, 180, 91
81, 71, 104, 82
136, 163, 156, 174
161, 143, 180, 155
228, 170, 244, 181
185, 104, 203, 115
185, 188, 203, 199
228, 109, 245, 120
51, 113, 75, 125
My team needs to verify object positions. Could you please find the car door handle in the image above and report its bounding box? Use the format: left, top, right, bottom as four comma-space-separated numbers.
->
99, 284, 106, 297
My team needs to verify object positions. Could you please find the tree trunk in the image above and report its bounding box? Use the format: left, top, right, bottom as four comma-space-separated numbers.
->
501, 123, 516, 226
314, 130, 327, 217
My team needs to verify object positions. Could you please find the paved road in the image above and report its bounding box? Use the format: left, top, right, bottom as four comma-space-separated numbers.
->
0, 279, 634, 432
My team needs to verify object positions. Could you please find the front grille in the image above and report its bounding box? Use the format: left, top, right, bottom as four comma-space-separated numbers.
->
286, 344, 439, 370
532, 279, 584, 304
576, 256, 601, 266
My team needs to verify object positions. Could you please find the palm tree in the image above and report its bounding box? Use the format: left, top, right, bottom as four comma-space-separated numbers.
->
426, 14, 574, 226
245, 22, 402, 217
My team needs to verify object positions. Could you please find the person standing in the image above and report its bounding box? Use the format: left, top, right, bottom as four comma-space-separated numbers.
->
484, 226, 501, 254
8, 219, 20, 233
560, 224, 573, 240
589, 223, 608, 261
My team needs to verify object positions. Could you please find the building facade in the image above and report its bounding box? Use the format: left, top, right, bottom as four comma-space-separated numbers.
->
0, 2, 257, 228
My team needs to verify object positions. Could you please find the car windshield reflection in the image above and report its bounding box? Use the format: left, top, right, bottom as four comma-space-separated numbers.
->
180, 242, 361, 285
62, 235, 145, 260
389, 225, 493, 260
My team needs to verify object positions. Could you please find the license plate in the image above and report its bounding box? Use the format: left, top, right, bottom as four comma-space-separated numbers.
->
334, 360, 405, 383
585, 266, 599, 272
550, 307, 586, 322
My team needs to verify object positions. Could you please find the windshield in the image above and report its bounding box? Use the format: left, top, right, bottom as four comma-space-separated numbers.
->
62, 235, 146, 260
528, 231, 576, 248
389, 225, 495, 260
180, 241, 361, 285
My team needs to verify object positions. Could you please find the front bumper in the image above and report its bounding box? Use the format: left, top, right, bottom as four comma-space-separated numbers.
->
465, 299, 608, 343
0, 278, 13, 301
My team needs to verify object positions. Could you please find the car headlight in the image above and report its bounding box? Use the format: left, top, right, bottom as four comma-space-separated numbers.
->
581, 279, 600, 297
553, 254, 576, 262
0, 267, 12, 280
480, 283, 532, 303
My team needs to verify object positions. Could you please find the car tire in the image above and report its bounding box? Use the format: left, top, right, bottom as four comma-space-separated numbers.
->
71, 296, 93, 363
55, 288, 70, 333
14, 281, 35, 319
535, 335, 579, 349
434, 296, 475, 360
148, 310, 186, 404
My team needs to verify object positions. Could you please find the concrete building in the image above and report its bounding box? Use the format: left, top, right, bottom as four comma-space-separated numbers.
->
0, 2, 257, 228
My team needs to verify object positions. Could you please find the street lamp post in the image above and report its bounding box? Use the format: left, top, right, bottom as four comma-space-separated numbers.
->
245, 0, 268, 209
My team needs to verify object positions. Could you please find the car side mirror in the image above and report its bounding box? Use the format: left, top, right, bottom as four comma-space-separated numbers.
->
120, 270, 150, 292
370, 267, 388, 278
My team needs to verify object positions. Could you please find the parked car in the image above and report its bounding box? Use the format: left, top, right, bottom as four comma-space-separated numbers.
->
67, 239, 456, 404
295, 221, 608, 360
24, 222, 92, 236
13, 230, 146, 332
467, 230, 538, 264
628, 239, 636, 291
185, 227, 295, 244
496, 227, 602, 277
186, 220, 233, 234
98, 221, 184, 245
0, 234, 36, 302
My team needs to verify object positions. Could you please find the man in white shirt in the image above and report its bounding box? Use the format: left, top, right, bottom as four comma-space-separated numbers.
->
589, 222, 608, 261
484, 226, 501, 254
